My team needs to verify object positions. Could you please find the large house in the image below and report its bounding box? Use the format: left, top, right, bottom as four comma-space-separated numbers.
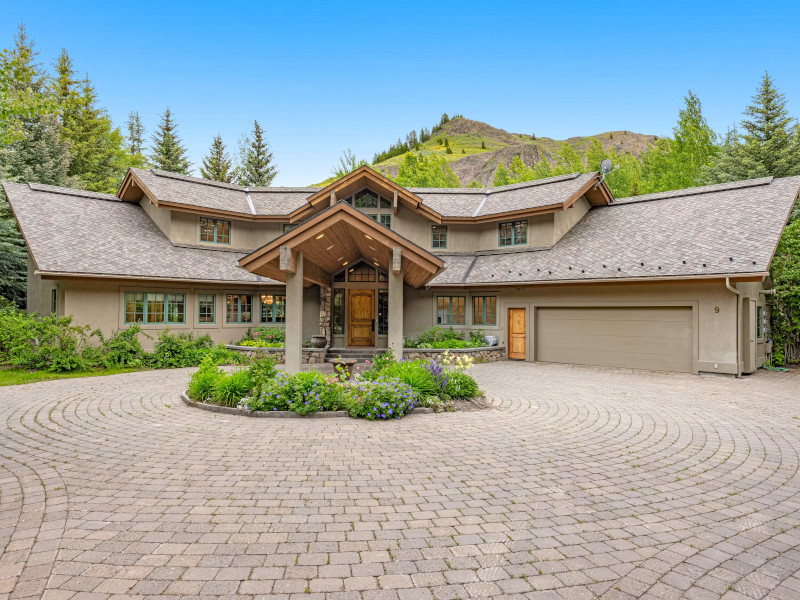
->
4, 166, 798, 376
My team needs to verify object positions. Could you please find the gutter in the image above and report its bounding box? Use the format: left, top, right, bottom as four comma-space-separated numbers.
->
725, 277, 742, 377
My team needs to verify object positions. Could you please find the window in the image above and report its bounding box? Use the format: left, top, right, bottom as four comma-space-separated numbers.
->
472, 296, 497, 326
499, 220, 527, 247
226, 294, 253, 323
437, 296, 465, 325
348, 263, 376, 282
198, 294, 216, 323
378, 290, 388, 335
333, 270, 346, 283
200, 218, 231, 244
332, 289, 345, 335
124, 292, 185, 324
51, 288, 57, 314
341, 188, 393, 229
757, 306, 763, 339
260, 294, 286, 323
283, 223, 298, 234
432, 225, 448, 249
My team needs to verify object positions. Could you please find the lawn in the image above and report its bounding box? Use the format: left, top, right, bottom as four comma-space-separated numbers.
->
0, 366, 145, 386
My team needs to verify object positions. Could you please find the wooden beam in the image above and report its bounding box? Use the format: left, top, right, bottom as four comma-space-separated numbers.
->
330, 190, 336, 207
393, 190, 399, 214
392, 247, 402, 274
279, 246, 296, 273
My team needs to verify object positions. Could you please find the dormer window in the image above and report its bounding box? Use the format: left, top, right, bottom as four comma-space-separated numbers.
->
200, 217, 231, 244
499, 220, 527, 247
340, 189, 393, 229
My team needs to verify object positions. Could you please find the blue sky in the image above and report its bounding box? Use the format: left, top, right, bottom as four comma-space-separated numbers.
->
3, 1, 800, 185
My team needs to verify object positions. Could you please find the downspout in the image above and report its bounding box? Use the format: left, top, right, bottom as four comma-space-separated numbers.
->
725, 277, 741, 377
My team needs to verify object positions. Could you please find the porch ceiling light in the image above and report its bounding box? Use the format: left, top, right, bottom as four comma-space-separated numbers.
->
341, 261, 349, 266
365, 234, 373, 240
316, 234, 325, 239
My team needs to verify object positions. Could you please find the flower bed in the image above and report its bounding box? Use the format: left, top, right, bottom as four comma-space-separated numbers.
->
186, 349, 483, 420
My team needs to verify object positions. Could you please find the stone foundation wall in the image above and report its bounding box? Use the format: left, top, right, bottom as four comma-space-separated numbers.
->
226, 346, 327, 364
402, 347, 506, 363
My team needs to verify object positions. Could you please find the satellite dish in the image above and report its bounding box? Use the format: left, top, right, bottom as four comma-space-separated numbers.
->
600, 159, 613, 175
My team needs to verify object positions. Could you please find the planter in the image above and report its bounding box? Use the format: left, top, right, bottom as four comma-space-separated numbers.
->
311, 334, 327, 348
328, 358, 358, 379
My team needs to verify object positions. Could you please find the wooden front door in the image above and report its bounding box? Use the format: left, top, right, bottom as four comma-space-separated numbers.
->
508, 308, 526, 360
348, 290, 375, 346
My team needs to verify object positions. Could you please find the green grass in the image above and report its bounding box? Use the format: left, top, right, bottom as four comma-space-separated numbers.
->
0, 366, 146, 386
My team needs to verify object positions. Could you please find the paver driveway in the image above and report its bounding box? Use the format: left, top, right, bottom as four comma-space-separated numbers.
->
1, 362, 799, 600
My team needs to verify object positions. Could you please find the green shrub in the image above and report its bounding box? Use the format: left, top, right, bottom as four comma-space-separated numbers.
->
203, 343, 245, 365
239, 326, 285, 346
211, 369, 253, 406
347, 378, 419, 420
96, 325, 149, 367
188, 357, 223, 401
249, 369, 346, 414
149, 330, 213, 368
446, 371, 480, 399
405, 327, 485, 349
249, 355, 278, 396
370, 360, 440, 397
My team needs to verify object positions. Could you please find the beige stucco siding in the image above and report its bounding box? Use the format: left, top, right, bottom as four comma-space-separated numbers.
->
139, 197, 171, 237
169, 211, 283, 251
26, 256, 63, 316
59, 278, 319, 350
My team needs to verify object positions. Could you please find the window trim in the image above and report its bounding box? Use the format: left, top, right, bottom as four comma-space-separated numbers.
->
226, 293, 253, 324
436, 296, 466, 326
432, 225, 448, 249
200, 217, 232, 245
259, 293, 287, 324
197, 293, 216, 325
472, 296, 497, 326
498, 219, 528, 247
124, 291, 186, 325
756, 305, 763, 339
50, 288, 57, 315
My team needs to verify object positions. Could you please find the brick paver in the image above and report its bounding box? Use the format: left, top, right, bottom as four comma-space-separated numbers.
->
1, 362, 799, 599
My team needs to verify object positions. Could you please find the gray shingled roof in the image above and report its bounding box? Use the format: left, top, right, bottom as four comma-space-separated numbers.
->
411, 172, 597, 218
131, 169, 316, 216
429, 175, 800, 286
4, 182, 276, 284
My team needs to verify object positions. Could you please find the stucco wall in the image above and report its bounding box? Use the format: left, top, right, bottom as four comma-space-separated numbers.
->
405, 280, 743, 375
60, 279, 320, 350
139, 197, 171, 237
169, 211, 284, 251
26, 256, 63, 316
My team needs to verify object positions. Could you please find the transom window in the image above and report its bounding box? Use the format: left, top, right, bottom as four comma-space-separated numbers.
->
499, 220, 527, 247
437, 296, 465, 325
125, 292, 185, 324
260, 294, 286, 323
334, 262, 388, 283
432, 225, 448, 249
226, 294, 253, 323
200, 218, 231, 244
198, 294, 216, 323
341, 188, 393, 229
472, 296, 497, 326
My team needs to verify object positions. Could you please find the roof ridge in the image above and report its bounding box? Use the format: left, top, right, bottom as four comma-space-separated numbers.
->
488, 172, 586, 193
613, 177, 774, 205
27, 182, 121, 202
147, 169, 318, 193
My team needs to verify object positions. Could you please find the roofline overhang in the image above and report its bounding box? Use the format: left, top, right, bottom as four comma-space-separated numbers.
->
35, 270, 279, 286
429, 272, 769, 288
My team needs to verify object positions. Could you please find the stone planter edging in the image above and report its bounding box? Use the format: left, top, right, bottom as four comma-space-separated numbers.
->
225, 345, 326, 364
226, 345, 506, 364
181, 390, 434, 418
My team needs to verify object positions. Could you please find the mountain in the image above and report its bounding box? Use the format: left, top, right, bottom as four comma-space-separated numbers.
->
370, 117, 657, 187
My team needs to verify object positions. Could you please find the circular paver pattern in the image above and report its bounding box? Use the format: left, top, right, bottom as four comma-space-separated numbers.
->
1, 362, 799, 599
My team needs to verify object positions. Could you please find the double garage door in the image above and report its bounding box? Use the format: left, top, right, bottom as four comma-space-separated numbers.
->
536, 307, 694, 373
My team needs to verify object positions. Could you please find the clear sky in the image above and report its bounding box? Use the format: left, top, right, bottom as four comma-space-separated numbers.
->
3, 1, 799, 185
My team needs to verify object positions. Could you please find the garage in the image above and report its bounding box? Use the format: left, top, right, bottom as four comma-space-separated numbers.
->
536, 307, 694, 373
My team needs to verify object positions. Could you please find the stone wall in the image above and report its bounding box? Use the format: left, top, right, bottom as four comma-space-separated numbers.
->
226, 346, 327, 364
402, 347, 506, 363
319, 285, 331, 345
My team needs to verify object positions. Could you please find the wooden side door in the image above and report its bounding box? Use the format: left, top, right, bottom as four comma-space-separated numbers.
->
743, 297, 757, 373
348, 290, 375, 346
508, 308, 526, 360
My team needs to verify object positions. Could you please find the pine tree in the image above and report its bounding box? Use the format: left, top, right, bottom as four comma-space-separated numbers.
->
150, 108, 190, 174
126, 111, 145, 156
237, 120, 277, 186
200, 135, 234, 183
51, 48, 77, 124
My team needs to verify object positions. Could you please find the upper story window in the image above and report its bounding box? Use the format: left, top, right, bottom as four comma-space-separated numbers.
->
125, 292, 185, 325
499, 220, 527, 247
432, 225, 448, 249
200, 217, 231, 244
341, 189, 393, 229
283, 223, 298, 234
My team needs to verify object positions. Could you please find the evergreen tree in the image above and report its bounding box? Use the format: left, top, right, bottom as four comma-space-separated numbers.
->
237, 120, 277, 186
150, 108, 190, 174
703, 73, 800, 183
200, 135, 234, 183
51, 48, 77, 125
126, 111, 145, 156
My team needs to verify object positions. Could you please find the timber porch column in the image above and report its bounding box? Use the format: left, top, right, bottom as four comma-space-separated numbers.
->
282, 247, 304, 373
388, 247, 403, 360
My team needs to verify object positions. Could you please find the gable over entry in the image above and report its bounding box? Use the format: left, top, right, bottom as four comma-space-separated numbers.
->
238, 202, 445, 372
